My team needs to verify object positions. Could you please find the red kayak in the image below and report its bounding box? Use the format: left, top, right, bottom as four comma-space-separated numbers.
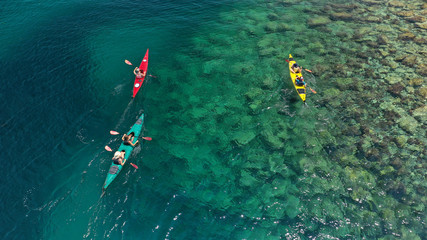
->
132, 49, 149, 98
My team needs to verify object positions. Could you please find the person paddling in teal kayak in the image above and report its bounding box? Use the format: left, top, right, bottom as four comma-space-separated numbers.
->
112, 150, 126, 166
122, 132, 139, 147
134, 67, 146, 79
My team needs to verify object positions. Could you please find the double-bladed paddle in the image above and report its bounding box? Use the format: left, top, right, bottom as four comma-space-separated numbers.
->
109, 130, 152, 141
285, 59, 313, 73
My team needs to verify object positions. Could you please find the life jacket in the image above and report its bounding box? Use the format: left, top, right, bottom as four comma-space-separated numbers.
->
295, 77, 305, 86
113, 159, 121, 165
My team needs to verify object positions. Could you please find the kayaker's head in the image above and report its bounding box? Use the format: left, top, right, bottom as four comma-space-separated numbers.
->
293, 63, 299, 68
135, 68, 140, 73
113, 151, 121, 159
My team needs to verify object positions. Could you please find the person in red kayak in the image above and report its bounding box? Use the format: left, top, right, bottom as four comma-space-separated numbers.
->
134, 67, 146, 78
112, 150, 126, 166
291, 63, 302, 74
122, 132, 139, 147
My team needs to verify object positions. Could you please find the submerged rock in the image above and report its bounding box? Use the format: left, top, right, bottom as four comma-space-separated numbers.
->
360, 0, 381, 5
382, 58, 399, 69
245, 87, 263, 101
284, 195, 301, 218
385, 75, 401, 85
417, 86, 427, 98
398, 32, 416, 41
261, 76, 275, 90
264, 21, 290, 33
387, 83, 405, 97
233, 131, 256, 146
394, 10, 413, 17
395, 55, 407, 62
336, 77, 355, 91
364, 16, 381, 23
329, 3, 360, 10
390, 158, 403, 169
376, 25, 393, 32
415, 22, 427, 29
406, 15, 426, 23
416, 63, 427, 76
408, 78, 424, 86
412, 105, 427, 122
402, 55, 417, 67
267, 13, 279, 21
414, 37, 427, 44
397, 115, 419, 134
377, 34, 389, 45
330, 12, 354, 21
307, 16, 331, 27
394, 135, 408, 148
388, 0, 405, 7
240, 170, 258, 187
261, 129, 284, 149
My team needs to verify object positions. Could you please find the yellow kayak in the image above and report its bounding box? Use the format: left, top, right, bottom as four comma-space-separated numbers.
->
287, 54, 306, 103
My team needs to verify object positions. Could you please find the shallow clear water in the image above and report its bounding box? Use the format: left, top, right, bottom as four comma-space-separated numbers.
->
1, 0, 425, 239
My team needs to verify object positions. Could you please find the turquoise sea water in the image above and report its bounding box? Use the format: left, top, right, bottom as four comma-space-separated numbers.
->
1, 0, 425, 239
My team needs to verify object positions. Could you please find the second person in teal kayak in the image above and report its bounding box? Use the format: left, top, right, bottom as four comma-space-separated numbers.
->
112, 150, 125, 166
122, 132, 139, 147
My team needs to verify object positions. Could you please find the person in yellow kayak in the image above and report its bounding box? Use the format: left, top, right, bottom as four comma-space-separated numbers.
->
122, 132, 139, 147
112, 150, 126, 166
295, 76, 306, 87
290, 63, 302, 74
134, 67, 146, 78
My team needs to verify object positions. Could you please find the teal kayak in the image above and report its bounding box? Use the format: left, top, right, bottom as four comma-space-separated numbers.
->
102, 113, 144, 191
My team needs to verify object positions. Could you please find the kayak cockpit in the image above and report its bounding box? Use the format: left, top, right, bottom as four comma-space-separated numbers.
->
108, 165, 119, 175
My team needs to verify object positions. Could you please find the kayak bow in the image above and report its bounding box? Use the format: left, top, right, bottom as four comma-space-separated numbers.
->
132, 49, 149, 98
102, 113, 145, 191
288, 54, 306, 103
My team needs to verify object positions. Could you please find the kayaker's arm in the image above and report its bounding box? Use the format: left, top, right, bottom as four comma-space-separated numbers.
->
129, 140, 139, 147
122, 134, 125, 141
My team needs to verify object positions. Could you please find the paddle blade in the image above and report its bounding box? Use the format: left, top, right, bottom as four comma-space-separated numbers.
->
125, 60, 132, 65
105, 146, 112, 151
142, 137, 152, 141
305, 68, 313, 73
309, 87, 317, 94
149, 75, 157, 78
110, 130, 120, 135
130, 163, 138, 169
285, 59, 290, 63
